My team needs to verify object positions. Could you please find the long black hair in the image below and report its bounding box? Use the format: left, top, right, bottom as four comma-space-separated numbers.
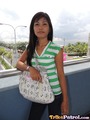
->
27, 12, 53, 66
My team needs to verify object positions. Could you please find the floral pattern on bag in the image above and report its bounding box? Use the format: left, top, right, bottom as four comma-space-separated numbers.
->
19, 71, 55, 104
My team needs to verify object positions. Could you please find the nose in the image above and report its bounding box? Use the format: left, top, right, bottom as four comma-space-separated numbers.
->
38, 25, 43, 30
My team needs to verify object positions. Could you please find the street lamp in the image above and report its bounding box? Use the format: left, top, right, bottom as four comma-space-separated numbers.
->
0, 23, 27, 53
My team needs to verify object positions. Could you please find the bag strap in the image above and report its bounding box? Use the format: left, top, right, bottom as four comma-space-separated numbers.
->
34, 56, 39, 67
34, 55, 47, 73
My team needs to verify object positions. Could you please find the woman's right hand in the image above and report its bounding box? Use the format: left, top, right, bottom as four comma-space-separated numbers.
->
29, 67, 42, 82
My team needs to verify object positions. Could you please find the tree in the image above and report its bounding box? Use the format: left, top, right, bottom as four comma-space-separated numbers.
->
64, 42, 88, 56
6, 52, 13, 65
0, 47, 6, 55
17, 42, 28, 51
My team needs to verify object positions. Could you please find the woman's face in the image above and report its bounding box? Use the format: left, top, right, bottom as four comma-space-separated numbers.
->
33, 17, 50, 39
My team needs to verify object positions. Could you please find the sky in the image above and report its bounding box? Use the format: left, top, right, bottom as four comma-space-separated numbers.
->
0, 0, 90, 45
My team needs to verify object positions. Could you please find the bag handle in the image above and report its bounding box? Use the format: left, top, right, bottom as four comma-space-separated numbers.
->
34, 55, 47, 73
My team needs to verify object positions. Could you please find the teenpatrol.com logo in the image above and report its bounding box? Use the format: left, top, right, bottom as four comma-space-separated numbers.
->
49, 115, 90, 119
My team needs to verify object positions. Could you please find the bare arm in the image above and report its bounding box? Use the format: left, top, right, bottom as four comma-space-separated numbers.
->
16, 50, 28, 71
16, 50, 42, 81
55, 49, 69, 115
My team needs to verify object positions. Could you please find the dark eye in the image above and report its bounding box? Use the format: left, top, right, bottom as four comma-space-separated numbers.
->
34, 23, 39, 26
43, 23, 47, 25
43, 22, 48, 26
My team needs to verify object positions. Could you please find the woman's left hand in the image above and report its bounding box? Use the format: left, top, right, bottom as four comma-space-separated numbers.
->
61, 99, 69, 115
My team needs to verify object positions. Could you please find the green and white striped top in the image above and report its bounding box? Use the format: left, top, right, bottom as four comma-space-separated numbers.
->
31, 41, 62, 95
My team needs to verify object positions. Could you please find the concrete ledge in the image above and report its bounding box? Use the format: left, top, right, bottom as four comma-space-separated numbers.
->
0, 60, 90, 120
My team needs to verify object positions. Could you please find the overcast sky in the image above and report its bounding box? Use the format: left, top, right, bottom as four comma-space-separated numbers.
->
0, 0, 90, 44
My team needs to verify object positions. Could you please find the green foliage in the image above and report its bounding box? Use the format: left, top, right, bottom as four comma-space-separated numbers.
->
0, 47, 6, 55
0, 56, 12, 69
0, 41, 28, 51
64, 42, 88, 56
17, 42, 28, 51
0, 46, 13, 68
6, 52, 13, 59
0, 41, 14, 49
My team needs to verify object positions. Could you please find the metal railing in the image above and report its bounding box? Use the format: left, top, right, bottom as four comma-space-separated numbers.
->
0, 57, 90, 78
64, 57, 90, 66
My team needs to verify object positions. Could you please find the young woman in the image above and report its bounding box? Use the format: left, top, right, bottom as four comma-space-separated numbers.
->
16, 12, 69, 120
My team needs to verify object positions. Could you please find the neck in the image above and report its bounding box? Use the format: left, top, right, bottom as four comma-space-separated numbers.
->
37, 39, 49, 46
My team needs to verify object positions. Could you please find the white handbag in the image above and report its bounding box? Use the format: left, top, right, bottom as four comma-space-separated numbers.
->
19, 58, 55, 104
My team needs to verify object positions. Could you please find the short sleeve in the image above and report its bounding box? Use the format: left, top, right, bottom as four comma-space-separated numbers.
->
50, 42, 61, 56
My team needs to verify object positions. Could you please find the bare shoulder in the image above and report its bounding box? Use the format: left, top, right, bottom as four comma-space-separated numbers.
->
55, 48, 63, 66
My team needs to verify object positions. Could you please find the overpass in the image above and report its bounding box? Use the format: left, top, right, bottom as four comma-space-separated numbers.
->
0, 57, 90, 120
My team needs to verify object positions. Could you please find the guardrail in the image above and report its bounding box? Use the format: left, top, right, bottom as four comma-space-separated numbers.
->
0, 57, 90, 78
0, 57, 90, 119
64, 57, 90, 66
